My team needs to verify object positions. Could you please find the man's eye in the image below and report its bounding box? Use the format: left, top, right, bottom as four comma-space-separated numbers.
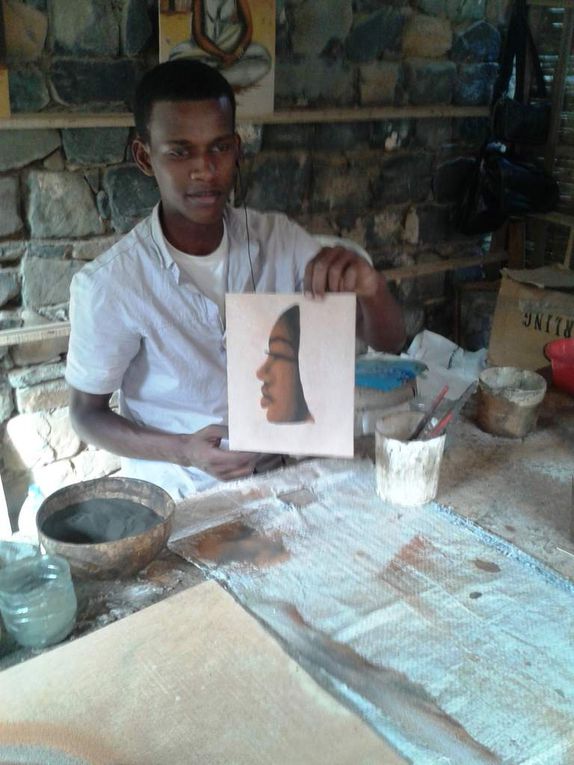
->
211, 142, 232, 154
167, 148, 188, 158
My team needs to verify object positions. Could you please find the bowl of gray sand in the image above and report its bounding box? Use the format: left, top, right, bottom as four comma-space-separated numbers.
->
36, 477, 175, 579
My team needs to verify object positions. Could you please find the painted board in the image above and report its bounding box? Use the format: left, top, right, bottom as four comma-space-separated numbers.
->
0, 580, 406, 765
0, 1, 9, 119
159, 0, 275, 118
226, 293, 356, 457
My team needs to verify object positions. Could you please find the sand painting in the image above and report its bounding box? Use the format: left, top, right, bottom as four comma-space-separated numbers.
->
226, 293, 356, 457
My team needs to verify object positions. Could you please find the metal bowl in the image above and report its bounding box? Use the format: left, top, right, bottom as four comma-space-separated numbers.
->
36, 477, 175, 580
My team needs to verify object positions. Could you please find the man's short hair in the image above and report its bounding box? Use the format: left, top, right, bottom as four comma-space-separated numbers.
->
133, 60, 236, 142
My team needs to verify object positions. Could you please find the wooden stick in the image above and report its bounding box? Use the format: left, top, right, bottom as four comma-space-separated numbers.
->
410, 385, 449, 441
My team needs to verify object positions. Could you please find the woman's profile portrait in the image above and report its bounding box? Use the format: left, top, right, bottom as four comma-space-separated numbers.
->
256, 305, 314, 424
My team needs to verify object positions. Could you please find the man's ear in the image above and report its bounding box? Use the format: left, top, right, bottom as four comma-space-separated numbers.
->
132, 138, 154, 177
234, 132, 242, 166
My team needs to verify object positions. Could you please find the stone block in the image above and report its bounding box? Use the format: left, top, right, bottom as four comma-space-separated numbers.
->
313, 123, 370, 150
446, 0, 486, 22
0, 130, 60, 172
359, 62, 401, 106
0, 308, 22, 331
311, 155, 375, 213
405, 59, 456, 105
275, 59, 355, 107
345, 7, 409, 62
72, 235, 121, 261
244, 152, 311, 214
262, 124, 316, 150
417, 0, 445, 14
4, 411, 52, 469
121, 0, 152, 56
26, 171, 104, 238
415, 119, 453, 148
454, 62, 498, 106
8, 64, 50, 112
15, 378, 69, 413
0, 177, 23, 237
4, 0, 48, 60
72, 448, 121, 482
402, 15, 453, 58
0, 377, 14, 422
0, 268, 20, 307
97, 190, 112, 220
8, 360, 66, 388
103, 164, 160, 233
413, 251, 447, 300
21, 256, 84, 309
62, 128, 129, 165
0, 242, 26, 263
31, 459, 76, 498
50, 59, 139, 108
43, 150, 66, 171
288, 0, 353, 56
50, 0, 119, 56
27, 242, 72, 259
374, 151, 433, 205
403, 303, 425, 338
451, 21, 501, 62
10, 338, 67, 366
4, 407, 81, 471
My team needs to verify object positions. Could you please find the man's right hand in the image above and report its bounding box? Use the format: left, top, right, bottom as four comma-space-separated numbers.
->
177, 425, 259, 481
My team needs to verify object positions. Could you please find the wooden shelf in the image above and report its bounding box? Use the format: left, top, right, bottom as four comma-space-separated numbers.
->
0, 251, 507, 347
0, 105, 490, 131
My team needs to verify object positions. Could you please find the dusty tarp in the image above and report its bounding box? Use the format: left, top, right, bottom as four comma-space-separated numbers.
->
171, 459, 574, 765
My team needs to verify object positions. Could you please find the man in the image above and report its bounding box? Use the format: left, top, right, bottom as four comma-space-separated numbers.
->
66, 59, 406, 499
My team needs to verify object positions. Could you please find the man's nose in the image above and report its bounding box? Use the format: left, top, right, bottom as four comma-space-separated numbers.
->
189, 152, 215, 179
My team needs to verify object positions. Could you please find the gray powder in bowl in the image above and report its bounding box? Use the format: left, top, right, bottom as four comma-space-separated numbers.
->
41, 498, 163, 545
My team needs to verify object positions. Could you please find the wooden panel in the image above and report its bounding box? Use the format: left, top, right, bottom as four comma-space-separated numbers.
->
0, 581, 406, 765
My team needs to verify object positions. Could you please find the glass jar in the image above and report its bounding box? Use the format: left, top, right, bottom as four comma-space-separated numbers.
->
0, 554, 77, 649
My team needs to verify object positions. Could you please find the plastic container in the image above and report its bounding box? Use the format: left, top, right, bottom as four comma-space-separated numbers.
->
544, 338, 574, 396
0, 554, 77, 649
375, 412, 446, 506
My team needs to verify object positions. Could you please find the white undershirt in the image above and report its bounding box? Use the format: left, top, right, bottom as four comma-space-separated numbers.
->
165, 223, 228, 321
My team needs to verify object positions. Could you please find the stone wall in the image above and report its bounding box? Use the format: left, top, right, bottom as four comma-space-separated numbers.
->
0, 0, 508, 520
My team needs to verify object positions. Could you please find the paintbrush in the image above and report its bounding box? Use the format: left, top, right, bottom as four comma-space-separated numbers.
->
421, 381, 477, 440
409, 384, 449, 441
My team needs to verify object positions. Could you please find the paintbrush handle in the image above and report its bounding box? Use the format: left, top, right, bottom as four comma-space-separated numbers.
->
423, 410, 453, 440
410, 385, 449, 441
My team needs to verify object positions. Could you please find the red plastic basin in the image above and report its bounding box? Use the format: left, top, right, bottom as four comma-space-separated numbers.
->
544, 338, 574, 395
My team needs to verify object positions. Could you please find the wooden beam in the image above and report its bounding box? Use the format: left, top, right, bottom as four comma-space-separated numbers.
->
0, 321, 71, 348
382, 251, 507, 282
0, 105, 490, 131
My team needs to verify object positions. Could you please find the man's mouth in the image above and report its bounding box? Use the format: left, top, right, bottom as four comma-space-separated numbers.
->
260, 386, 272, 408
185, 189, 222, 206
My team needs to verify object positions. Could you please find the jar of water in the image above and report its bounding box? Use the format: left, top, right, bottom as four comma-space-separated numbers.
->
0, 554, 77, 649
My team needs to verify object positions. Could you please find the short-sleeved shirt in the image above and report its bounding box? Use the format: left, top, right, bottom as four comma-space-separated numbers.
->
65, 204, 320, 498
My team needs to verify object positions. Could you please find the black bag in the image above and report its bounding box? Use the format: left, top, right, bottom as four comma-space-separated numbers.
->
456, 142, 559, 236
491, 0, 550, 144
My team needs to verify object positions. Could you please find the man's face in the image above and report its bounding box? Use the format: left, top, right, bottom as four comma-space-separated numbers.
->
134, 98, 239, 228
256, 317, 300, 423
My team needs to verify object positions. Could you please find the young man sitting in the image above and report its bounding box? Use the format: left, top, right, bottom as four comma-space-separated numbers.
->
66, 59, 406, 499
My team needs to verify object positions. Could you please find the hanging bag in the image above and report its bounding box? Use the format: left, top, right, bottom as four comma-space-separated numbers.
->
491, 0, 551, 144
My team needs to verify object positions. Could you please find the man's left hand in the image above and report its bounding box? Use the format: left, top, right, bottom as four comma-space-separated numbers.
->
304, 246, 380, 298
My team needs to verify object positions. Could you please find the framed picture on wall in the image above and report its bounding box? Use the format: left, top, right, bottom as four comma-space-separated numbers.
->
159, 0, 275, 118
0, 1, 10, 119
226, 293, 356, 458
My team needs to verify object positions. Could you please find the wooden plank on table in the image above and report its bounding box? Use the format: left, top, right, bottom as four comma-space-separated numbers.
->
0, 580, 406, 765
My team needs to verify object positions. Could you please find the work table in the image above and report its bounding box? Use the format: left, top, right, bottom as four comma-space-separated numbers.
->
1, 388, 572, 672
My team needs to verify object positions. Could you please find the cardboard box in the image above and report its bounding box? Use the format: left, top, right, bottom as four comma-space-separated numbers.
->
489, 267, 574, 370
